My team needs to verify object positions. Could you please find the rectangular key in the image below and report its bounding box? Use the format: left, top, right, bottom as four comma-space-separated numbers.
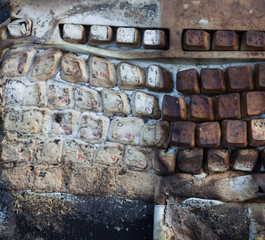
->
89, 25, 113, 45
63, 24, 86, 44
212, 30, 239, 50
116, 27, 141, 47
241, 31, 265, 51
183, 30, 210, 50
143, 29, 167, 49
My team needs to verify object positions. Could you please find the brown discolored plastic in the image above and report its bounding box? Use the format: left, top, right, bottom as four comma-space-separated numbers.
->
188, 95, 214, 121
204, 149, 230, 172
248, 119, 265, 146
254, 63, 265, 90
177, 68, 200, 94
212, 30, 239, 51
162, 95, 187, 121
241, 91, 265, 118
259, 149, 265, 169
214, 93, 241, 120
177, 148, 204, 174
226, 65, 254, 92
196, 122, 221, 148
231, 149, 259, 172
169, 121, 195, 148
183, 30, 210, 50
200, 68, 226, 94
222, 120, 247, 147
241, 31, 265, 51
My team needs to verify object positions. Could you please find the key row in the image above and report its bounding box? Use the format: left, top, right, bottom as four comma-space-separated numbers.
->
3, 109, 170, 149
1, 137, 158, 172
4, 18, 168, 50
1, 48, 173, 92
177, 147, 264, 175
3, 79, 162, 119
163, 92, 265, 122
61, 24, 168, 49
177, 64, 265, 94
170, 119, 265, 148
183, 29, 265, 51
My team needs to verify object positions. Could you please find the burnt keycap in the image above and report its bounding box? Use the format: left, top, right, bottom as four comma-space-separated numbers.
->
205, 149, 229, 172
200, 68, 226, 94
226, 65, 254, 92
162, 95, 187, 121
188, 95, 214, 121
177, 68, 200, 94
231, 149, 259, 172
241, 91, 265, 118
254, 63, 265, 90
248, 119, 265, 146
222, 120, 247, 147
170, 121, 195, 148
259, 149, 265, 169
196, 122, 221, 148
177, 148, 204, 174
212, 30, 239, 51
183, 30, 210, 50
214, 93, 241, 120
241, 31, 265, 51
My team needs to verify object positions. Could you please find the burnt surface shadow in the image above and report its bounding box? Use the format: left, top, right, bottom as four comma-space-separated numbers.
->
1, 192, 153, 240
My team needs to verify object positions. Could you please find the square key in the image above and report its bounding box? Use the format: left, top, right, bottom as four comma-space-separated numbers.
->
196, 122, 221, 148
177, 68, 200, 94
212, 30, 239, 51
183, 30, 210, 50
241, 31, 265, 51
169, 121, 195, 148
101, 88, 131, 116
241, 91, 265, 118
188, 95, 214, 121
116, 27, 141, 47
143, 29, 167, 49
89, 56, 116, 88
146, 65, 173, 92
222, 120, 247, 147
2, 48, 36, 77
63, 24, 86, 44
133, 91, 160, 119
226, 65, 254, 92
177, 148, 204, 174
214, 93, 241, 120
248, 119, 265, 146
200, 68, 226, 94
7, 18, 32, 37
61, 53, 88, 83
31, 49, 62, 81
231, 149, 259, 172
118, 62, 145, 90
162, 95, 187, 121
89, 25, 113, 45
108, 117, 144, 146
254, 63, 265, 90
205, 149, 229, 172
